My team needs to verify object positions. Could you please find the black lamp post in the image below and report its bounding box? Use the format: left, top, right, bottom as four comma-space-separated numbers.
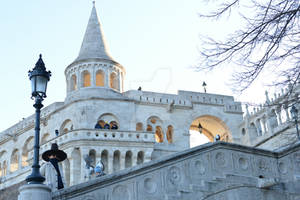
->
290, 105, 300, 141
26, 54, 51, 184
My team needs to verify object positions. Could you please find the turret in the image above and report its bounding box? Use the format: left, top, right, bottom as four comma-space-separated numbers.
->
65, 2, 125, 102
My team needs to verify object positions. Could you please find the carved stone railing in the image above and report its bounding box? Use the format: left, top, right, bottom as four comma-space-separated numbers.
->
52, 142, 300, 200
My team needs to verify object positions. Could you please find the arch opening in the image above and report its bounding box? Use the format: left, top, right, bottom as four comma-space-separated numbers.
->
189, 115, 231, 147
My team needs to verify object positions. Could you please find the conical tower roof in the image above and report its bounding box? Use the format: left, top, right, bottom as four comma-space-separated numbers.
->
74, 2, 114, 62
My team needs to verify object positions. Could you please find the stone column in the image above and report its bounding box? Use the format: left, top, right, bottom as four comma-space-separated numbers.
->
120, 151, 125, 170
18, 184, 51, 200
108, 154, 113, 174
105, 68, 109, 88
91, 66, 95, 87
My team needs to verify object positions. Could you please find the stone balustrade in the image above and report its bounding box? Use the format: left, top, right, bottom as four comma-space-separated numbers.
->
52, 142, 300, 200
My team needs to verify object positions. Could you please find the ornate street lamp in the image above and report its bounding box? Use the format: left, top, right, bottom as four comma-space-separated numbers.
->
26, 54, 51, 184
290, 105, 300, 141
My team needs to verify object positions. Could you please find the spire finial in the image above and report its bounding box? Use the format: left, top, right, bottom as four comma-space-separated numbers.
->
92, 0, 95, 6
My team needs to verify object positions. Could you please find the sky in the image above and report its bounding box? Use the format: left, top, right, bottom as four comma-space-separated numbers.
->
0, 0, 272, 135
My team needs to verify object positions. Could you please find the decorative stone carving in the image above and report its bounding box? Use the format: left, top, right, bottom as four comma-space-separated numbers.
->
143, 177, 157, 194
112, 185, 130, 200
215, 152, 226, 167
257, 158, 268, 171
166, 166, 181, 185
192, 159, 206, 176
278, 161, 287, 174
238, 157, 248, 170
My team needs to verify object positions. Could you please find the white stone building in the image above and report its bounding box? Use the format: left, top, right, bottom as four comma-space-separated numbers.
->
0, 3, 299, 196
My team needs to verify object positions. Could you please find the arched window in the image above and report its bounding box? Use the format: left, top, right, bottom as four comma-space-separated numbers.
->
166, 125, 173, 143
82, 71, 91, 87
89, 149, 96, 167
96, 70, 104, 87
125, 151, 132, 168
96, 114, 119, 130
137, 151, 144, 165
71, 74, 77, 91
110, 72, 118, 90
146, 125, 152, 132
136, 123, 143, 131
113, 150, 120, 172
60, 119, 73, 134
155, 126, 164, 143
101, 150, 108, 174
10, 149, 19, 172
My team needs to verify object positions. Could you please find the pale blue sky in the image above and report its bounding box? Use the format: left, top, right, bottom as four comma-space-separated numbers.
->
0, 0, 269, 132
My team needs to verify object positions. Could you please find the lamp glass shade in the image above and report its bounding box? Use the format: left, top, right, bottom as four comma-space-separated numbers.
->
31, 75, 48, 96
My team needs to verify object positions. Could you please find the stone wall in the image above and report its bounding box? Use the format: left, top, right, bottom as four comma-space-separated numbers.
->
0, 180, 25, 200
52, 142, 300, 200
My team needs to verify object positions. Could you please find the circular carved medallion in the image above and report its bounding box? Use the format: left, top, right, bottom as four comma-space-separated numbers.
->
167, 166, 181, 185
144, 177, 157, 194
112, 185, 129, 200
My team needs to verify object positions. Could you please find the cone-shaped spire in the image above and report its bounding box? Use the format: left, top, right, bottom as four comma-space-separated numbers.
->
75, 2, 114, 62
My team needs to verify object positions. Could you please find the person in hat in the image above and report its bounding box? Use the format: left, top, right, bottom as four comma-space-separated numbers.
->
40, 143, 67, 191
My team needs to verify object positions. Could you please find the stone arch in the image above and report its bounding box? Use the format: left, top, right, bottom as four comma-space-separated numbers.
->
147, 116, 164, 142
110, 72, 118, 90
41, 133, 50, 144
89, 149, 96, 167
71, 148, 81, 185
96, 113, 119, 129
10, 149, 19, 172
125, 151, 132, 168
249, 122, 257, 137
60, 119, 73, 134
136, 122, 143, 131
22, 136, 34, 167
82, 70, 91, 87
96, 70, 105, 87
71, 74, 77, 91
101, 150, 108, 174
113, 150, 120, 172
155, 126, 164, 143
137, 151, 144, 165
63, 158, 70, 187
189, 115, 232, 143
166, 125, 173, 144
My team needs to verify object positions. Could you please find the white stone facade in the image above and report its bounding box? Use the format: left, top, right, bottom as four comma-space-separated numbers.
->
2, 3, 299, 195
0, 4, 244, 190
